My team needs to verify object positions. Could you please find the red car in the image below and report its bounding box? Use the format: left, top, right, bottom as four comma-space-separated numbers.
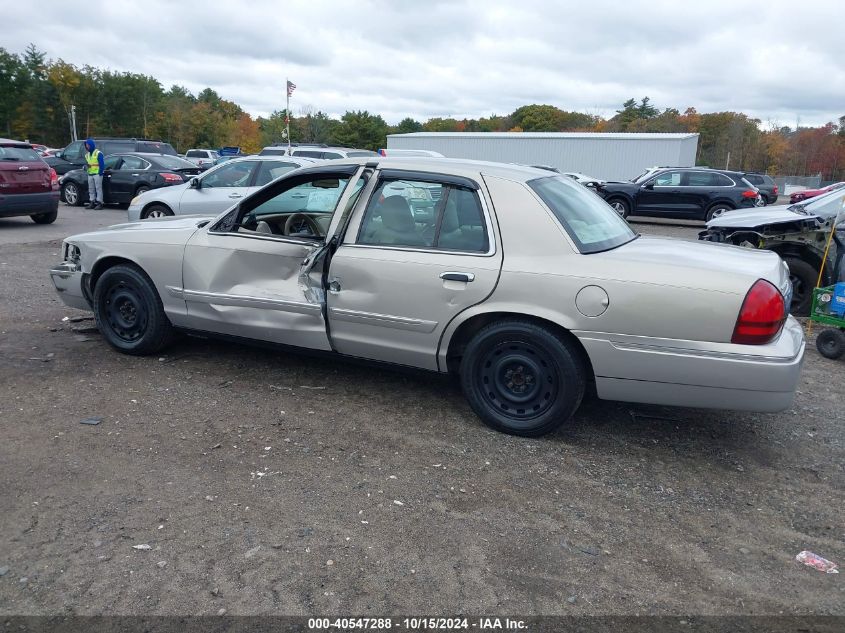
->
789, 181, 845, 204
0, 138, 60, 224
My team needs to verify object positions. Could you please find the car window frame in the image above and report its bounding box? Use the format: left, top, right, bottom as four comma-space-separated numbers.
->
349, 170, 496, 257
119, 155, 151, 171
208, 164, 363, 246
198, 159, 259, 189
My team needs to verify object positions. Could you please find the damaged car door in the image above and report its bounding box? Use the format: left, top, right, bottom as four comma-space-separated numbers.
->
179, 165, 364, 349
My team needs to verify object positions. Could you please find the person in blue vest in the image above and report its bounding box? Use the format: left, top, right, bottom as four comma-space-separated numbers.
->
83, 138, 106, 209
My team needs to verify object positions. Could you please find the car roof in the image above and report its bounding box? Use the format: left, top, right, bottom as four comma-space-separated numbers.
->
0, 138, 32, 146
311, 156, 562, 183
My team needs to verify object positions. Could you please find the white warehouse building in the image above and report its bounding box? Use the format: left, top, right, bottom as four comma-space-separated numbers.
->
386, 132, 700, 182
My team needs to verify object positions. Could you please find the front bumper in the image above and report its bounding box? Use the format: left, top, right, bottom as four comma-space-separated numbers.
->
49, 261, 91, 311
578, 315, 806, 412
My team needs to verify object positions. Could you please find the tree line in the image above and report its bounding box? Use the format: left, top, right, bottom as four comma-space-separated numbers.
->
2, 45, 844, 180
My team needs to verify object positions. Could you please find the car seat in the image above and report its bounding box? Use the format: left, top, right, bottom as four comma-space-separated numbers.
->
364, 195, 426, 246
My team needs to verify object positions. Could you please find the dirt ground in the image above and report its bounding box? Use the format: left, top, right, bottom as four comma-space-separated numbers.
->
0, 206, 843, 617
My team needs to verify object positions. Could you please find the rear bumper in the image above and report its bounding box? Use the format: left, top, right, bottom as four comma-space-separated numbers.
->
0, 190, 59, 217
49, 261, 91, 311
577, 316, 805, 412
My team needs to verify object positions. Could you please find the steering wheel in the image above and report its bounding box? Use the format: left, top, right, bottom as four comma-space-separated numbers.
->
284, 213, 322, 237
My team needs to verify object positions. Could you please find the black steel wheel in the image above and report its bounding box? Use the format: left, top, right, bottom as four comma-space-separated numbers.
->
816, 328, 845, 360
93, 264, 174, 355
460, 320, 586, 437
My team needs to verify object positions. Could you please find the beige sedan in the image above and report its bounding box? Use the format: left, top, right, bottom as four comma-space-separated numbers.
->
50, 158, 804, 436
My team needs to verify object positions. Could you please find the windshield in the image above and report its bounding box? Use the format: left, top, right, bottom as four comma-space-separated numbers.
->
529, 176, 637, 253
790, 188, 845, 219
154, 155, 198, 170
0, 145, 42, 161
630, 168, 657, 183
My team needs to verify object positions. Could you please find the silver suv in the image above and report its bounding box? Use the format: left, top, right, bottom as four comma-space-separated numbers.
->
259, 144, 377, 160
184, 149, 220, 171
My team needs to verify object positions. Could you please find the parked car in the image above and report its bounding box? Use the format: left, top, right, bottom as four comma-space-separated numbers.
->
562, 171, 605, 188
45, 138, 179, 175
52, 158, 804, 437
789, 181, 845, 204
743, 172, 778, 205
127, 155, 320, 220
259, 144, 377, 159
184, 149, 220, 171
377, 149, 445, 157
595, 167, 761, 221
60, 153, 201, 209
701, 187, 845, 315
0, 138, 59, 224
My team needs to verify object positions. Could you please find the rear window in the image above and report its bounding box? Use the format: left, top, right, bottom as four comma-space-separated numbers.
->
185, 150, 206, 158
259, 149, 289, 156
346, 151, 377, 157
137, 142, 177, 156
153, 155, 198, 170
0, 145, 42, 161
529, 176, 637, 253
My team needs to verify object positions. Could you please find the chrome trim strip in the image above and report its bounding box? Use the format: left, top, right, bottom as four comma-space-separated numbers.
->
166, 286, 184, 298
182, 288, 321, 314
329, 307, 438, 333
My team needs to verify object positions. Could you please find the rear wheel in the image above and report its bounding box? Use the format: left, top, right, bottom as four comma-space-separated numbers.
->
459, 320, 586, 437
31, 210, 58, 224
816, 329, 845, 360
705, 203, 733, 221
607, 198, 630, 219
783, 256, 817, 316
62, 182, 81, 206
141, 204, 174, 219
93, 264, 174, 355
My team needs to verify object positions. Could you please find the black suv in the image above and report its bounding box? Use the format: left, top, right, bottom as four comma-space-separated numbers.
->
45, 138, 178, 175
742, 172, 778, 205
595, 167, 761, 221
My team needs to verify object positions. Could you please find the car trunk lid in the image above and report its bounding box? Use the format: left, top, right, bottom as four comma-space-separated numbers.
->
0, 143, 52, 194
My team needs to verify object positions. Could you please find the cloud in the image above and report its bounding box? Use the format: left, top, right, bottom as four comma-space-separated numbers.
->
4, 0, 843, 126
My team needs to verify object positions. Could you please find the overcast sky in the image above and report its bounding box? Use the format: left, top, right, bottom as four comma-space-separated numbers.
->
6, 0, 844, 127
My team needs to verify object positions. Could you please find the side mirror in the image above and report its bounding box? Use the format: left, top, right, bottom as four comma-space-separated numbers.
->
642, 182, 654, 190
55, 151, 64, 160
190, 177, 201, 189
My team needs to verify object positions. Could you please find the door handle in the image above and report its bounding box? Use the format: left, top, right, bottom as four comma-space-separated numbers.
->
131, 173, 140, 176
440, 272, 475, 283
228, 193, 243, 199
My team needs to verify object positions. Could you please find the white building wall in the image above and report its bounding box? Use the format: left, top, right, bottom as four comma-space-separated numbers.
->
386, 133, 700, 181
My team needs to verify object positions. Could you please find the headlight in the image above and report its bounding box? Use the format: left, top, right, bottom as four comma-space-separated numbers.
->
130, 196, 141, 207
64, 242, 81, 263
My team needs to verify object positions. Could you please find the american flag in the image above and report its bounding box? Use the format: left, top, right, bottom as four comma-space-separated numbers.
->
286, 80, 296, 97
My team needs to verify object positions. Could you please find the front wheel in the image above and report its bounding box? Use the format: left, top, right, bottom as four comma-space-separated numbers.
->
783, 256, 817, 316
459, 320, 587, 437
816, 329, 845, 360
141, 204, 174, 219
93, 264, 174, 355
607, 198, 630, 219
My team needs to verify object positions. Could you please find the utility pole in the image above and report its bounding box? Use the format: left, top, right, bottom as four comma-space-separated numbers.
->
69, 104, 78, 142
725, 151, 730, 170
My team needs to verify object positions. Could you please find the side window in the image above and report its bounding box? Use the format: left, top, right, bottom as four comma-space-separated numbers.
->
686, 171, 716, 187
250, 175, 351, 217
357, 179, 488, 252
254, 161, 302, 187
201, 161, 257, 188
322, 152, 343, 159
63, 141, 84, 161
653, 171, 682, 186
120, 156, 148, 170
745, 174, 763, 185
293, 150, 323, 158
103, 155, 122, 170
713, 173, 735, 186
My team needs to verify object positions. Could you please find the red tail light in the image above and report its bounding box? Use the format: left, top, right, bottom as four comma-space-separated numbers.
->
50, 168, 58, 188
773, 185, 779, 195
741, 189, 758, 199
161, 173, 183, 183
732, 279, 786, 345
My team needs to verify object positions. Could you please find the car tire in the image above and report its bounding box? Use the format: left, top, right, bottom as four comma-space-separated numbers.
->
816, 329, 845, 360
136, 185, 151, 196
31, 210, 58, 224
141, 204, 174, 219
705, 204, 733, 221
93, 264, 175, 355
459, 319, 586, 437
782, 256, 817, 316
62, 182, 82, 206
607, 198, 630, 219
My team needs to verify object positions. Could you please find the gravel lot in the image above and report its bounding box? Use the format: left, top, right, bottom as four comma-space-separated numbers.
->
0, 204, 842, 616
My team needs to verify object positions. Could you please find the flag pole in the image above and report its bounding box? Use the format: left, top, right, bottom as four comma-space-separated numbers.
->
285, 77, 291, 154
